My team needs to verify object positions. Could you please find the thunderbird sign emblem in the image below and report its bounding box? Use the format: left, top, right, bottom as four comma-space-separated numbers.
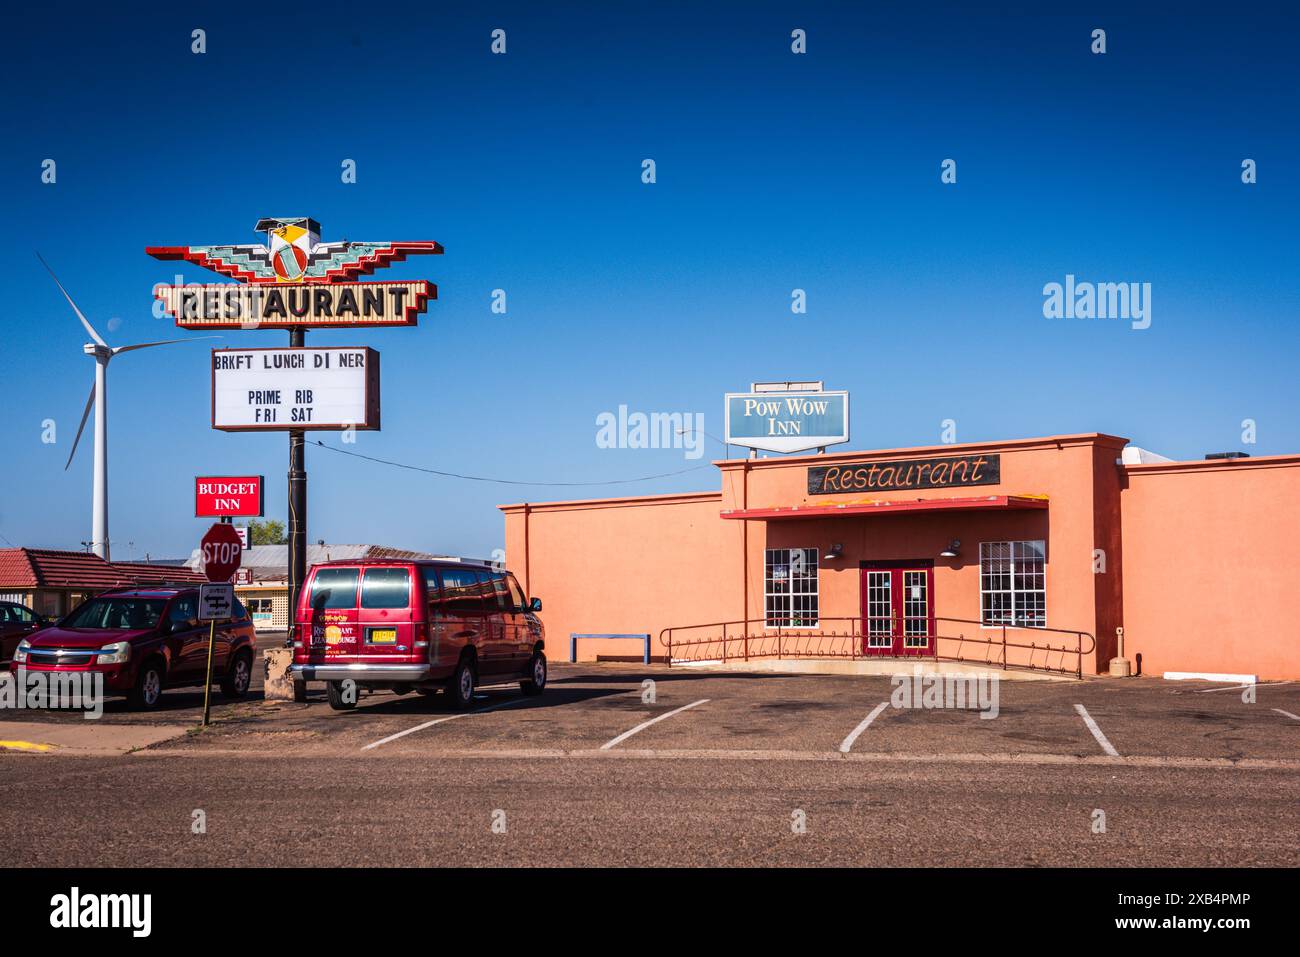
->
148, 217, 442, 285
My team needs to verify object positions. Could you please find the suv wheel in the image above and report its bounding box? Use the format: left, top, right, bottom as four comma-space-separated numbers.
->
326, 680, 358, 711
520, 651, 547, 696
221, 650, 252, 699
129, 661, 164, 710
448, 657, 475, 710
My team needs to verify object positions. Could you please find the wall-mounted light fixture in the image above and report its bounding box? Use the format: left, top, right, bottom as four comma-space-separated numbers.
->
940, 539, 961, 558
826, 543, 844, 559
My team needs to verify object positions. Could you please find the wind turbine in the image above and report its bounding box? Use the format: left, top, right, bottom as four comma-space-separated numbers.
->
39, 254, 215, 561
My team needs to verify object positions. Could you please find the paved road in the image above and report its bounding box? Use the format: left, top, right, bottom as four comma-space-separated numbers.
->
2, 662, 1297, 866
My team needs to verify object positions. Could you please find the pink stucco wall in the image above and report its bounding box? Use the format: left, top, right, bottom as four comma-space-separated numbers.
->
1120, 455, 1300, 679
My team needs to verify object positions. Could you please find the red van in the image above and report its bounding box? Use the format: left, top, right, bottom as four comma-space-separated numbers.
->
290, 559, 546, 711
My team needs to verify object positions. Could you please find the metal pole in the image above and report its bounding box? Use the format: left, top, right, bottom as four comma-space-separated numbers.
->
201, 619, 216, 726
286, 329, 307, 647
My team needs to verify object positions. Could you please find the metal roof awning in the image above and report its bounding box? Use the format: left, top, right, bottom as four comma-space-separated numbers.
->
720, 494, 1049, 521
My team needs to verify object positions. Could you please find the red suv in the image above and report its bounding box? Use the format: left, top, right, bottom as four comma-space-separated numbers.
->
11, 586, 258, 710
290, 559, 546, 710
1, 600, 50, 667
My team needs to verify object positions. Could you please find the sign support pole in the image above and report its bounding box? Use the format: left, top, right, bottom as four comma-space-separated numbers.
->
202, 619, 216, 727
287, 327, 307, 648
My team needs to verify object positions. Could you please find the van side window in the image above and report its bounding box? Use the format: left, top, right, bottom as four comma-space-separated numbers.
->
422, 567, 445, 618
361, 567, 411, 609
506, 574, 527, 611
310, 568, 360, 610
440, 568, 482, 615
487, 571, 511, 613
472, 570, 499, 613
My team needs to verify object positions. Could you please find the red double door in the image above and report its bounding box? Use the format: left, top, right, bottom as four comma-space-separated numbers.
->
859, 561, 936, 657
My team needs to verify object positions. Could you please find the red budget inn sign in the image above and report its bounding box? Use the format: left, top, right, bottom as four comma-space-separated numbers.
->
195, 475, 265, 518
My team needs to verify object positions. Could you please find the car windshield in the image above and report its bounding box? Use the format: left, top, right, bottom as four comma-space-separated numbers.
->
62, 597, 167, 630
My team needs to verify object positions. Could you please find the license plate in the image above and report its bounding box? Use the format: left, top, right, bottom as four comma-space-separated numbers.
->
368, 628, 397, 645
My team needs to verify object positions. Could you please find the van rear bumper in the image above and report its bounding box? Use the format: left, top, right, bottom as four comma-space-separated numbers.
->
291, 663, 431, 683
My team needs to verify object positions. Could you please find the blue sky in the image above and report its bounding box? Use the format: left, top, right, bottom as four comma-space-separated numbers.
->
1, 2, 1297, 560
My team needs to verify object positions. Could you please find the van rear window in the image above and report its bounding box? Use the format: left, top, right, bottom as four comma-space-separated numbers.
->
310, 568, 360, 610
362, 568, 411, 609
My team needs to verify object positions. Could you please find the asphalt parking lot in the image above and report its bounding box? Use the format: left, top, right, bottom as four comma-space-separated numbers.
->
2, 652, 1297, 866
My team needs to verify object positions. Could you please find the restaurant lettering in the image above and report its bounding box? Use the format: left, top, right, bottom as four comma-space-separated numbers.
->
808, 454, 1000, 495
153, 280, 435, 329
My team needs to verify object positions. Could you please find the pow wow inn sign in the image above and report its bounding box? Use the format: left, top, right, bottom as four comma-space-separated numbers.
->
725, 390, 849, 454
148, 217, 442, 329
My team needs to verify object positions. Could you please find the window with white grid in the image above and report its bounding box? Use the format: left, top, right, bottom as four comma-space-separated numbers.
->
980, 540, 1046, 627
765, 548, 819, 628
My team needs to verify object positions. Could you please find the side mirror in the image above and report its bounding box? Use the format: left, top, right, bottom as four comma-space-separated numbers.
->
529, 597, 542, 613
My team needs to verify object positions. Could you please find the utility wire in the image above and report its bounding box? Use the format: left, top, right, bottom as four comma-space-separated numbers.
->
312, 440, 715, 487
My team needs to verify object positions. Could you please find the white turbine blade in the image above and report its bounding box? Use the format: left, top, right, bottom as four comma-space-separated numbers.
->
36, 253, 107, 347
64, 380, 96, 471
112, 335, 219, 356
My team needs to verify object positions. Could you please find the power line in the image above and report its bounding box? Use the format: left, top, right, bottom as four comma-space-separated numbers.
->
312, 440, 715, 487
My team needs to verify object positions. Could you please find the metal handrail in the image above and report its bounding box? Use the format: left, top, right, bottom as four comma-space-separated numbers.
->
659, 616, 1095, 679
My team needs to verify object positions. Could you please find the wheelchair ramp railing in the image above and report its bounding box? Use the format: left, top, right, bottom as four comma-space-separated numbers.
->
659, 617, 1095, 679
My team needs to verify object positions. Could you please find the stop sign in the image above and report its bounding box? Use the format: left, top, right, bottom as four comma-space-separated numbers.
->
201, 523, 244, 583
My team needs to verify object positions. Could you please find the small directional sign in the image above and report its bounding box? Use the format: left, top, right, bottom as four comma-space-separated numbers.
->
199, 582, 235, 621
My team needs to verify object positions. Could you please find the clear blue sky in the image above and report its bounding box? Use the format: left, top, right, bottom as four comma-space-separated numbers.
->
1, 2, 1297, 560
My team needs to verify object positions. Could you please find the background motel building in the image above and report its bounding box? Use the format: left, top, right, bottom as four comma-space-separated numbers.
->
0, 549, 204, 618
502, 433, 1300, 680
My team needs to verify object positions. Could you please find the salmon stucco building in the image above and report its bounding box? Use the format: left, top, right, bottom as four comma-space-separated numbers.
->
501, 433, 1300, 680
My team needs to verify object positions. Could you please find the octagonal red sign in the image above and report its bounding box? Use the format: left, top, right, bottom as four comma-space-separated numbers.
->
200, 523, 244, 583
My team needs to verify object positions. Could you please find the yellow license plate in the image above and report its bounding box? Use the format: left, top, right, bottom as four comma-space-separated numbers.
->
369, 628, 397, 644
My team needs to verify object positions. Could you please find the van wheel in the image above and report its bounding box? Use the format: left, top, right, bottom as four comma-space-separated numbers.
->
326, 680, 358, 711
221, 650, 252, 699
292, 680, 308, 703
448, 657, 475, 710
129, 661, 165, 711
520, 651, 547, 696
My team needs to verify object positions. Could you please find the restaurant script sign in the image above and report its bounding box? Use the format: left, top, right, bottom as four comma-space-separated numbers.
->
808, 454, 1001, 495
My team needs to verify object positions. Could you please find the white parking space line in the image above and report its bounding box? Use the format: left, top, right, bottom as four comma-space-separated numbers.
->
362, 697, 532, 751
1272, 708, 1300, 721
1073, 703, 1119, 757
1194, 681, 1292, 694
600, 699, 709, 750
838, 701, 890, 754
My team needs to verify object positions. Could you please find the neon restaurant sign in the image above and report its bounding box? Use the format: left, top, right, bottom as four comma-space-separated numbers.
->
147, 217, 442, 328
807, 454, 1001, 495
